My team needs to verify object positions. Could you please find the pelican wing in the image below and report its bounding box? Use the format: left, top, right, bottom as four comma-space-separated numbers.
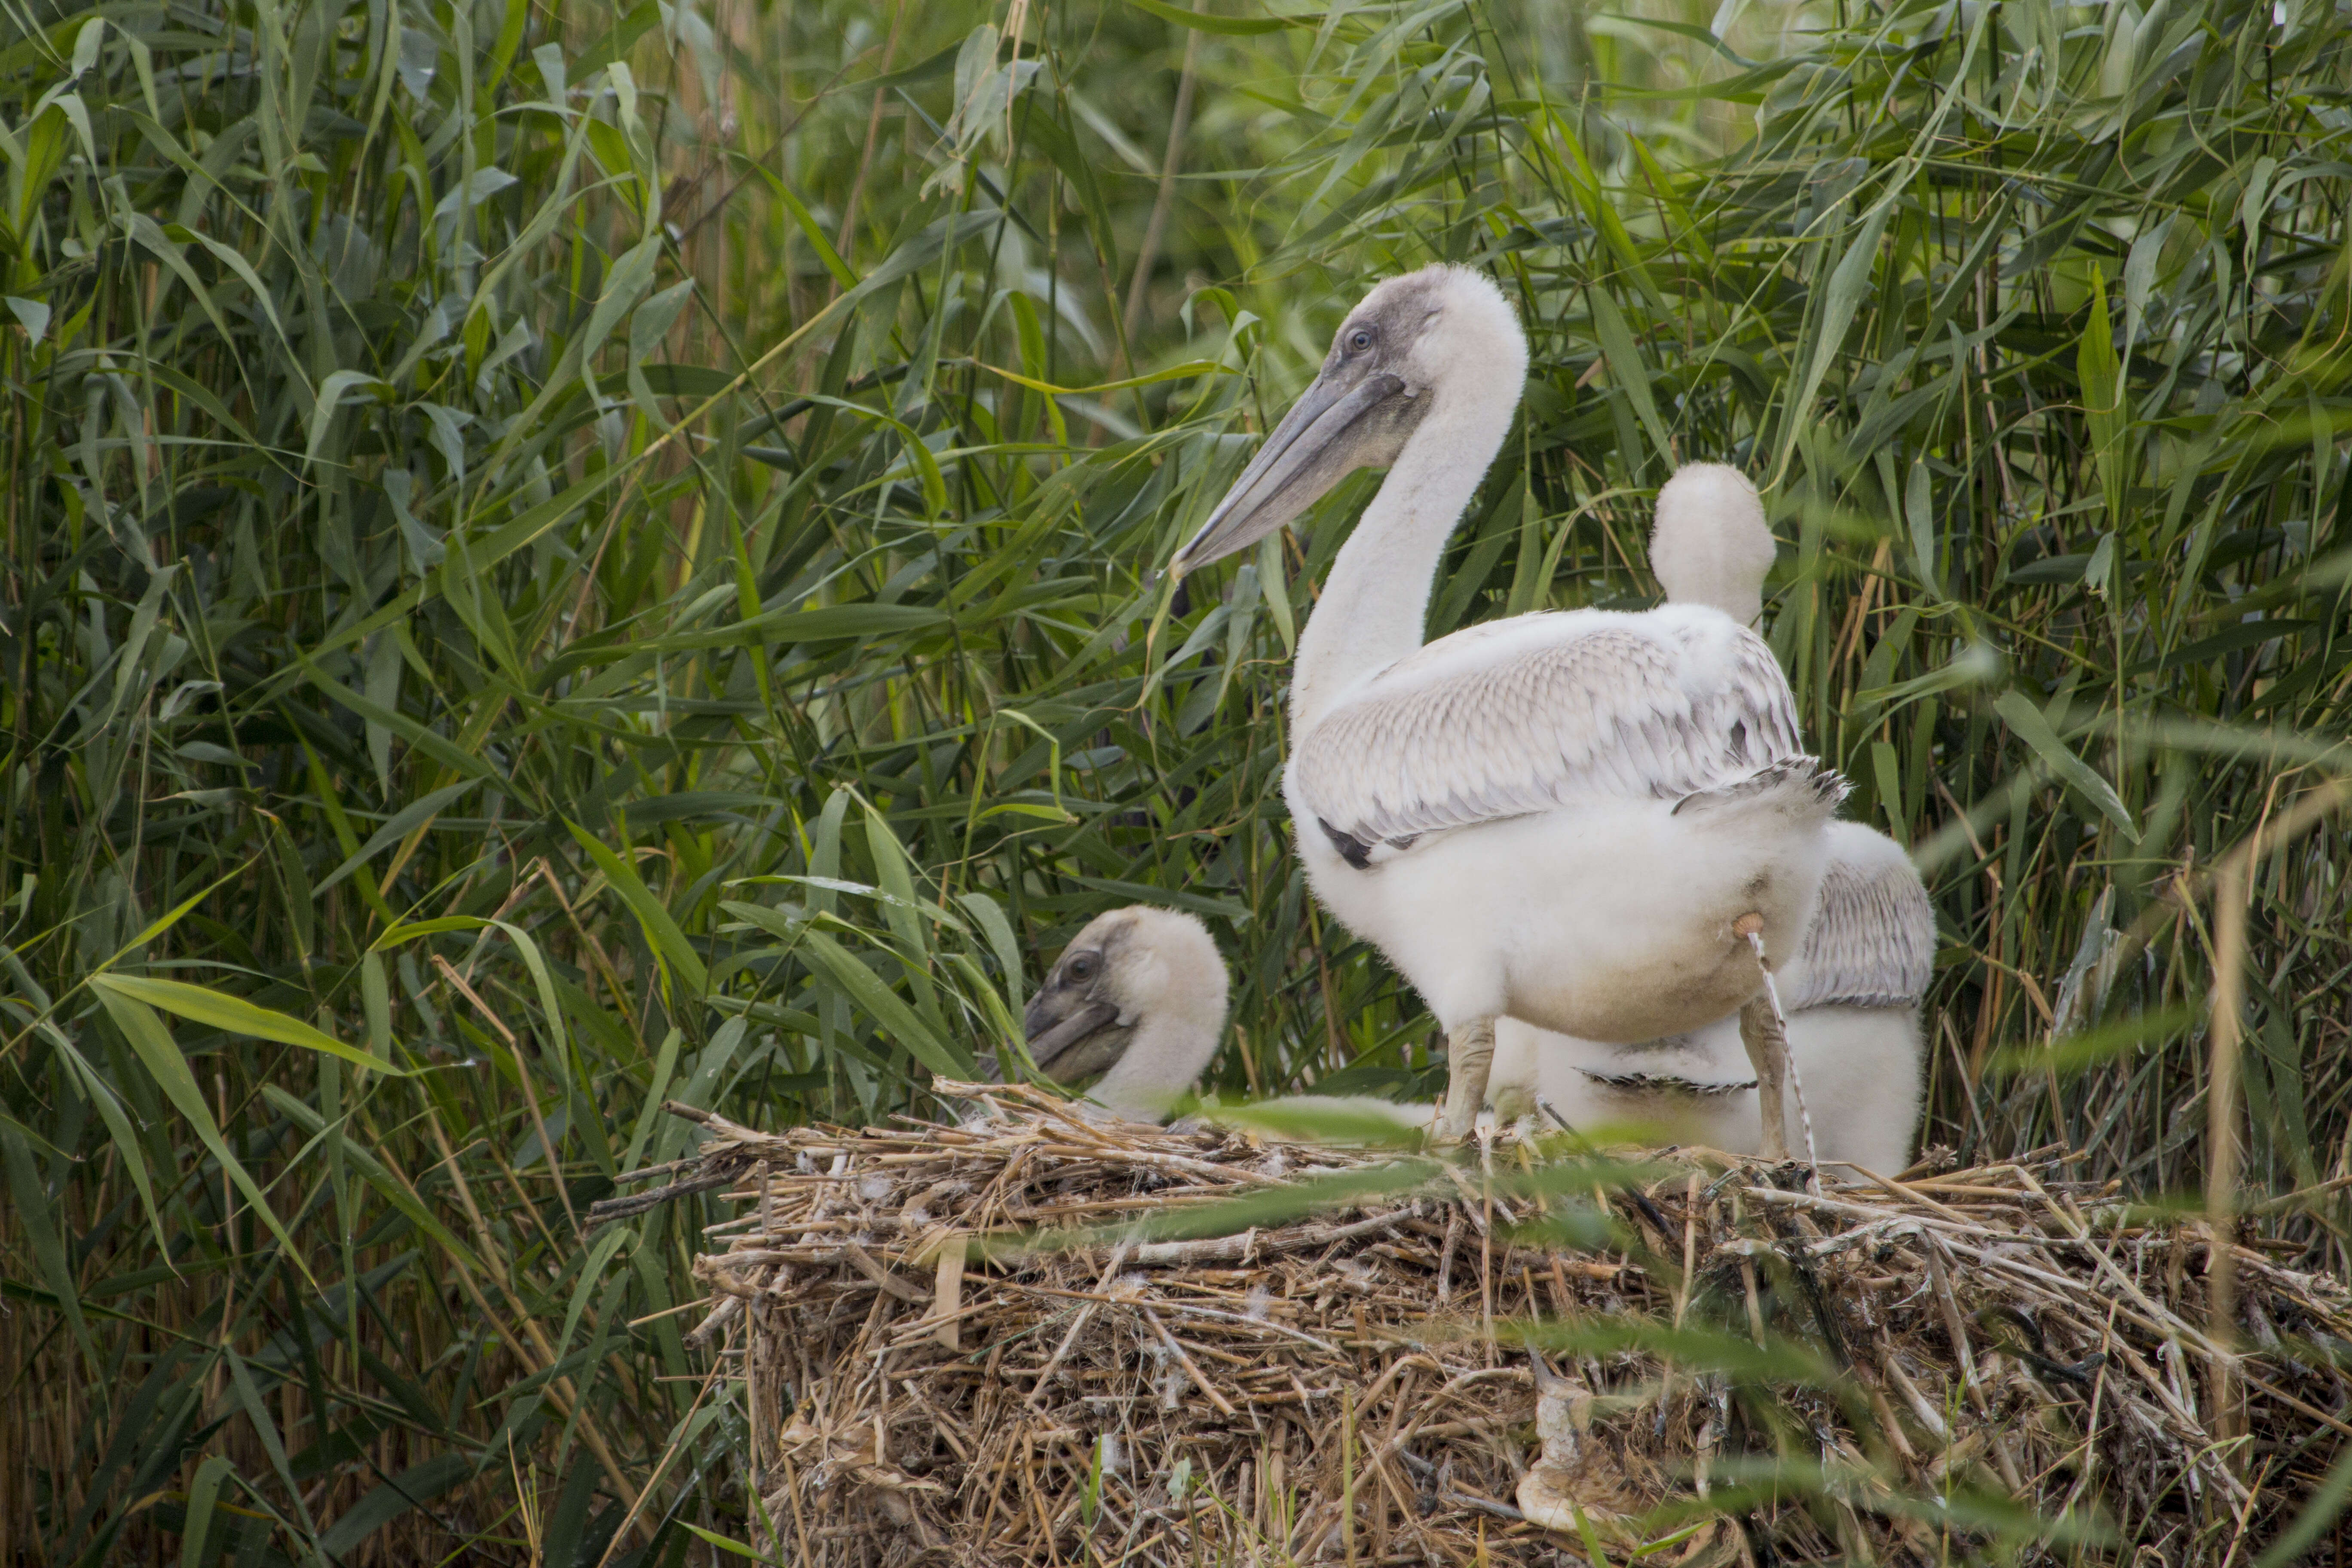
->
1781, 852, 1936, 1011
1291, 608, 1808, 855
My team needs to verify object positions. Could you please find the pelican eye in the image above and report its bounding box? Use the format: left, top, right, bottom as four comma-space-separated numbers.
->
1347, 327, 1375, 352
1066, 952, 1100, 983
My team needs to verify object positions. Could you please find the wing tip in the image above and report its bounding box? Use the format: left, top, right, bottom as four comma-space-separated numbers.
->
1670, 757, 1848, 818
1317, 817, 1375, 871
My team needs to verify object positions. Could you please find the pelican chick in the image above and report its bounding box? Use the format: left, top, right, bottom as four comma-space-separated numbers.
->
1020, 906, 1433, 1137
1169, 266, 1845, 1146
1021, 906, 1230, 1124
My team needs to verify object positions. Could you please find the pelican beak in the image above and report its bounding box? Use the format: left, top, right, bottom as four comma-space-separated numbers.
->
1023, 992, 1130, 1083
1171, 369, 1415, 577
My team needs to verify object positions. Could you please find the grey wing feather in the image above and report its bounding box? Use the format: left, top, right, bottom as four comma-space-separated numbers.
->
1781, 852, 1936, 1011
1291, 617, 1807, 849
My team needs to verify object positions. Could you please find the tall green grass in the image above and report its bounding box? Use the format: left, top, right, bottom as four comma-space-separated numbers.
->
2, 0, 2347, 1558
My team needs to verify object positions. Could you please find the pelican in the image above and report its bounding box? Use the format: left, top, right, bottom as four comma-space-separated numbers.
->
1020, 906, 1233, 1124
1516, 1355, 1638, 1537
1021, 906, 1429, 1137
1479, 458, 1938, 1173
1168, 264, 1844, 1146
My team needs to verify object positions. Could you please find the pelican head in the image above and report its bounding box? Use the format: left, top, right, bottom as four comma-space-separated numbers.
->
1022, 906, 1229, 1119
1649, 462, 1777, 627
1171, 264, 1528, 576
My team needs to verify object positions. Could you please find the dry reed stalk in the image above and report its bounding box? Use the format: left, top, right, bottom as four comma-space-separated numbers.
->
2194, 779, 2348, 1448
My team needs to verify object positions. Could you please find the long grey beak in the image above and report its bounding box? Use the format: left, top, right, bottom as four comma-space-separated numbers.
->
1024, 998, 1121, 1075
1170, 371, 1408, 577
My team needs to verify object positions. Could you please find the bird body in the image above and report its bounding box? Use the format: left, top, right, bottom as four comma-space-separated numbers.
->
1465, 450, 1936, 1173
1171, 264, 1844, 1137
1289, 757, 1837, 1045
1491, 820, 1934, 1172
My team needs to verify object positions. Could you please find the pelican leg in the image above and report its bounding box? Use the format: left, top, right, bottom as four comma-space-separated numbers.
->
1738, 994, 1790, 1163
1436, 1016, 1497, 1143
1733, 915, 1793, 1162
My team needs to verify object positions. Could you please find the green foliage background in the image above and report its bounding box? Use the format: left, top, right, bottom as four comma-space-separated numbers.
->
3, 0, 2350, 1557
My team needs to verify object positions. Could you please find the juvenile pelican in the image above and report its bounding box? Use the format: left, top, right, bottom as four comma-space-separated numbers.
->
1021, 906, 1231, 1124
1021, 906, 1430, 1137
1170, 265, 1844, 1145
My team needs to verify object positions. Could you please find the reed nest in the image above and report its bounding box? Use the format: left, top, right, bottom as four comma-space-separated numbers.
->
625, 1085, 2352, 1566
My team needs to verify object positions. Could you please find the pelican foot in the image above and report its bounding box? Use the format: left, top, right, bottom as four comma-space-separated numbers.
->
1516, 1353, 1636, 1535
1435, 1016, 1497, 1143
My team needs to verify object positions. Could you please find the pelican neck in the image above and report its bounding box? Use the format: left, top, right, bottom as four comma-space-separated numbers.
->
1090, 1008, 1221, 1123
1290, 394, 1521, 732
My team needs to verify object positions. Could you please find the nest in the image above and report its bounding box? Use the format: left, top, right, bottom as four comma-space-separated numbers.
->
631, 1084, 2352, 1566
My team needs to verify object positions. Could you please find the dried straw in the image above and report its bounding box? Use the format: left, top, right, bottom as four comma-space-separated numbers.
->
612, 1083, 2352, 1566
